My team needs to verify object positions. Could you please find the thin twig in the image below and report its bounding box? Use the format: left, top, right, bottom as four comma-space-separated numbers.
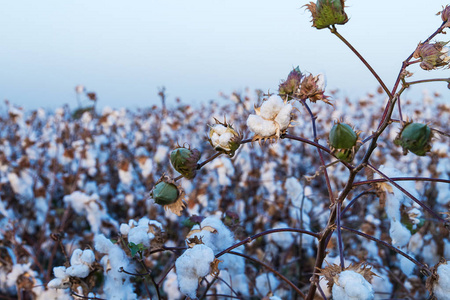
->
228, 251, 306, 299
340, 226, 431, 275
336, 202, 345, 270
330, 26, 392, 100
366, 163, 448, 225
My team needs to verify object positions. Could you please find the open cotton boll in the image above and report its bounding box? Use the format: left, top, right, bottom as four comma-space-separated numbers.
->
47, 267, 71, 289
246, 115, 278, 137
259, 95, 285, 120
274, 103, 293, 130
210, 123, 228, 135
188, 216, 235, 252
434, 262, 450, 299
210, 131, 234, 151
332, 270, 374, 300
175, 244, 215, 299
66, 264, 90, 278
128, 227, 154, 247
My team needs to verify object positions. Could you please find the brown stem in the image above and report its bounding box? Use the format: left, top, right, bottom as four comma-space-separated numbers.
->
353, 177, 450, 187
330, 26, 392, 100
301, 100, 335, 204
404, 77, 450, 87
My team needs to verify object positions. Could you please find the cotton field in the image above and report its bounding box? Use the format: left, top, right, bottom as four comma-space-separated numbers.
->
0, 83, 448, 299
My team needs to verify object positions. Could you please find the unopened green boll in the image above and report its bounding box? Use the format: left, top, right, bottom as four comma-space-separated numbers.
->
329, 123, 357, 149
394, 122, 432, 156
170, 147, 201, 179
306, 0, 348, 30
152, 182, 179, 205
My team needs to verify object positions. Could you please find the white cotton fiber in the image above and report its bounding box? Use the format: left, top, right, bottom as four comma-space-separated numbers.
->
434, 262, 450, 299
259, 95, 284, 120
332, 270, 374, 300
246, 115, 277, 137
175, 244, 215, 299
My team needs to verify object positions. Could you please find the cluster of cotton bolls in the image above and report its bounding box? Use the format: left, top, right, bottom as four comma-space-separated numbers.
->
0, 84, 448, 299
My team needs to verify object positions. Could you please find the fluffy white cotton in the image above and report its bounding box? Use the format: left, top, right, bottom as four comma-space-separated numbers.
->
175, 244, 215, 299
47, 267, 70, 289
120, 217, 162, 247
274, 103, 293, 130
188, 216, 234, 253
389, 220, 411, 248
246, 115, 278, 137
434, 262, 450, 299
259, 95, 285, 120
94, 234, 137, 300
315, 73, 326, 90
63, 191, 117, 233
162, 271, 182, 300
6, 263, 35, 288
332, 270, 374, 300
65, 249, 95, 278
265, 222, 294, 250
255, 273, 280, 297
247, 95, 292, 138
209, 124, 236, 151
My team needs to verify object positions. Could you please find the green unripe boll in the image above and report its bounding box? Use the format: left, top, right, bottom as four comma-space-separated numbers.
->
311, 0, 348, 29
152, 182, 179, 205
329, 123, 357, 149
170, 147, 201, 179
395, 122, 432, 156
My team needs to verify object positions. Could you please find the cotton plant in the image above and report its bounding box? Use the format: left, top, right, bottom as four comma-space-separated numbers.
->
0, 2, 449, 300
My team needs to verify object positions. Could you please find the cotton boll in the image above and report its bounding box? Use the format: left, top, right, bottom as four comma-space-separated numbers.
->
120, 224, 131, 236
189, 216, 235, 253
53, 267, 67, 279
80, 250, 95, 265
371, 269, 393, 300
94, 234, 114, 253
408, 232, 424, 255
285, 177, 304, 205
247, 114, 278, 137
274, 103, 292, 130
259, 95, 284, 120
423, 240, 439, 266
128, 227, 151, 247
70, 249, 83, 266
175, 244, 215, 299
332, 270, 374, 300
433, 262, 450, 299
66, 264, 90, 278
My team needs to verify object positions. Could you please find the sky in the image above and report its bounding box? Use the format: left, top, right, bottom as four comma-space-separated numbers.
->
0, 0, 449, 110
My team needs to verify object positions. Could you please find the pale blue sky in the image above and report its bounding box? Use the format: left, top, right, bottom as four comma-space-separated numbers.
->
0, 0, 449, 109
